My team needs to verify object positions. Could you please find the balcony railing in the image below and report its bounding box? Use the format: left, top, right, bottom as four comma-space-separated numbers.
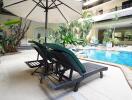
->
83, 0, 111, 9
96, 4, 132, 16
92, 6, 132, 22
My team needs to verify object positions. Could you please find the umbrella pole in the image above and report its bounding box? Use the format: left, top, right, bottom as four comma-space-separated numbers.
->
41, 0, 49, 79
45, 0, 48, 43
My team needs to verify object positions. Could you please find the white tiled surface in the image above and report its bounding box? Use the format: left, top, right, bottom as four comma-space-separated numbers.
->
0, 50, 132, 100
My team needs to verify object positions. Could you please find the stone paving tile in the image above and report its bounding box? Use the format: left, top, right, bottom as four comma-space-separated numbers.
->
120, 67, 132, 89
1, 49, 132, 100
80, 58, 132, 90
128, 81, 132, 85
121, 67, 132, 74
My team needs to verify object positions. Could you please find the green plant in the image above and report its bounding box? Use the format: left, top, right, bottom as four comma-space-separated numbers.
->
0, 44, 4, 54
47, 25, 79, 46
57, 25, 79, 46
4, 19, 21, 26
104, 29, 113, 38
47, 11, 92, 46
0, 31, 5, 54
0, 18, 31, 53
103, 28, 120, 46
103, 29, 112, 43
111, 38, 120, 45
82, 10, 92, 18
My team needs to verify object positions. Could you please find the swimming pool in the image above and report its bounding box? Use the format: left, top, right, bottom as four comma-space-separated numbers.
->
80, 49, 132, 67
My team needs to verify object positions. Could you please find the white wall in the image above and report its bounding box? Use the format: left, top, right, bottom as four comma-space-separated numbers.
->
0, 14, 60, 40
88, 0, 128, 15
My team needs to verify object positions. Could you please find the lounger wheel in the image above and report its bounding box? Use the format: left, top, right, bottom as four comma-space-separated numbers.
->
73, 82, 80, 92
100, 72, 103, 78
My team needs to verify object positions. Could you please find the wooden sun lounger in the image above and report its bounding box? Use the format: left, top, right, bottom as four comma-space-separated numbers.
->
26, 41, 108, 92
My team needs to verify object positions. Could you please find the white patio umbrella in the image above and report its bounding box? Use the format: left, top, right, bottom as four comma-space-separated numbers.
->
3, 0, 82, 43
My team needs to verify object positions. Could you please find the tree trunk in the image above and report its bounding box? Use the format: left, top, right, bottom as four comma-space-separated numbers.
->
14, 19, 31, 47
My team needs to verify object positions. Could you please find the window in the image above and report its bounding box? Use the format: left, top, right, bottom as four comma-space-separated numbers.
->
124, 32, 132, 41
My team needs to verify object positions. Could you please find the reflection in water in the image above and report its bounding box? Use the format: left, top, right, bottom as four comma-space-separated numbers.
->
105, 51, 112, 58
84, 49, 95, 58
80, 49, 132, 67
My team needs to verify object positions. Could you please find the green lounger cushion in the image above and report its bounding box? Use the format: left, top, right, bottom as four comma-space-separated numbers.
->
30, 41, 53, 61
46, 43, 86, 74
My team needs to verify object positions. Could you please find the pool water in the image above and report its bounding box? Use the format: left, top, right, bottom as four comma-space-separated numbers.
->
81, 49, 132, 67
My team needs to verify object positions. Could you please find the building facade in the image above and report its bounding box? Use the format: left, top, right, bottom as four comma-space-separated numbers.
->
84, 0, 132, 45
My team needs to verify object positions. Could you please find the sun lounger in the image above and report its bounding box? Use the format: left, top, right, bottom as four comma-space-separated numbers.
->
45, 43, 108, 91
25, 41, 55, 75
26, 42, 108, 92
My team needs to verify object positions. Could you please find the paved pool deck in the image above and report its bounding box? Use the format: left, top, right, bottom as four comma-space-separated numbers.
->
0, 49, 132, 100
78, 55, 132, 89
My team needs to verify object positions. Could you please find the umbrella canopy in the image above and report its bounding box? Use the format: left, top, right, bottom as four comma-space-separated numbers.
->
3, 0, 82, 23
3, 0, 82, 42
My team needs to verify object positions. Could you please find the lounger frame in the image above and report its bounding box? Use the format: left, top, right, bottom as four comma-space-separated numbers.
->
26, 42, 108, 92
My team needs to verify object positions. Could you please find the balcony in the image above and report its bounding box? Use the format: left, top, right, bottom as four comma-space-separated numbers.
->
83, 0, 111, 9
96, 3, 132, 16
92, 5, 132, 22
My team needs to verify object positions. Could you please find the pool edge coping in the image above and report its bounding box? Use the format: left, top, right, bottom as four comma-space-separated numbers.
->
79, 57, 132, 90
